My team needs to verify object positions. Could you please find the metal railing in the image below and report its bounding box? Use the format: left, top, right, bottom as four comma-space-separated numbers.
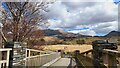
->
0, 48, 12, 68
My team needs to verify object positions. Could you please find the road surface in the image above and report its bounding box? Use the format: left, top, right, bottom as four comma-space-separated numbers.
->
48, 58, 77, 68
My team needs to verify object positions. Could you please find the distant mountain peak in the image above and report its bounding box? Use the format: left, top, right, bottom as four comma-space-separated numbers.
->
105, 31, 120, 37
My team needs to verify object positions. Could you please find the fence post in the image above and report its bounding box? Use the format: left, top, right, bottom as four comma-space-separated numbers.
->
102, 53, 108, 66
74, 50, 80, 57
58, 50, 64, 58
108, 53, 117, 68
0, 62, 1, 68
29, 49, 31, 57
4, 41, 14, 68
74, 50, 81, 68
26, 49, 28, 58
6, 50, 10, 67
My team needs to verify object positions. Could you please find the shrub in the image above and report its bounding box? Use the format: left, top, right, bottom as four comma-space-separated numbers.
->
76, 39, 85, 44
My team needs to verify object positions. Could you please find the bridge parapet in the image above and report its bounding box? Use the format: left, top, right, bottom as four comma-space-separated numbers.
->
102, 49, 120, 68
25, 48, 61, 68
0, 48, 12, 68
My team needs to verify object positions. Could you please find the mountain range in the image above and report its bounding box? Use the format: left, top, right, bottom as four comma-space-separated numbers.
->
105, 31, 120, 37
42, 29, 120, 38
42, 29, 91, 39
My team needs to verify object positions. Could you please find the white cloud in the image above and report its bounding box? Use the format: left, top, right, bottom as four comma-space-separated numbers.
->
68, 29, 96, 36
79, 29, 96, 36
61, 0, 114, 2
90, 21, 118, 33
43, 1, 118, 36
48, 19, 62, 29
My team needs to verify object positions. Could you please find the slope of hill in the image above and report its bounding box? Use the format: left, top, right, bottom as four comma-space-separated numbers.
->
42, 29, 91, 39
105, 31, 120, 37
43, 29, 62, 36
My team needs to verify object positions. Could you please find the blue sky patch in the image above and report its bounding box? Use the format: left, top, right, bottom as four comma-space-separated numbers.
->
96, 34, 106, 36
64, 27, 89, 32
79, 27, 89, 30
113, 0, 120, 5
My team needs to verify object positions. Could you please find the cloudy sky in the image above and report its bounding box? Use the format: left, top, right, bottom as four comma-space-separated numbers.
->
40, 0, 119, 36
0, 0, 119, 36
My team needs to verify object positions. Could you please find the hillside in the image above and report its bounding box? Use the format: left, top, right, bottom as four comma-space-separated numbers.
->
43, 29, 62, 36
42, 29, 91, 39
105, 31, 120, 37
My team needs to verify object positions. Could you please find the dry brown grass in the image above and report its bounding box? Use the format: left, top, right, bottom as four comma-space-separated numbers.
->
118, 46, 120, 51
42, 44, 92, 53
